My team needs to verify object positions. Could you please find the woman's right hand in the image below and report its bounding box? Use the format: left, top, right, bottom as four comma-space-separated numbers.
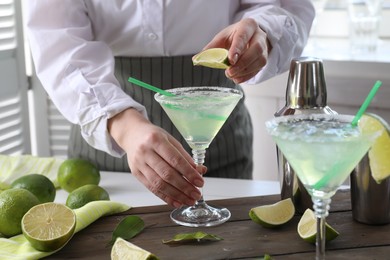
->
108, 108, 205, 208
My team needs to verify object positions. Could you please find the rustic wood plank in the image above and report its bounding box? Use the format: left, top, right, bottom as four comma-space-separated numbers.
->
272, 246, 390, 260
47, 190, 389, 260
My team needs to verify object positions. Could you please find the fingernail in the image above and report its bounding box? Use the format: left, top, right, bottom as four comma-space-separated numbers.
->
173, 201, 182, 208
191, 191, 201, 200
194, 178, 204, 187
232, 53, 239, 65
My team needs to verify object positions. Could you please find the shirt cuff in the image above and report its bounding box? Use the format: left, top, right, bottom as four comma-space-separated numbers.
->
64, 65, 148, 157
246, 14, 300, 84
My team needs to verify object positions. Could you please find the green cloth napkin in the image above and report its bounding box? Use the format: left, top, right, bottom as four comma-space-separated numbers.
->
0, 155, 63, 190
0, 201, 130, 260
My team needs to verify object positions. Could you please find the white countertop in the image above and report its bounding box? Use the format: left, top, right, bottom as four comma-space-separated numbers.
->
55, 171, 281, 207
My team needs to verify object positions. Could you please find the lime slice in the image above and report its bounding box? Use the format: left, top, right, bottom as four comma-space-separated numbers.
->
297, 208, 339, 243
111, 237, 159, 260
192, 48, 230, 69
249, 198, 295, 228
22, 202, 76, 252
359, 113, 390, 183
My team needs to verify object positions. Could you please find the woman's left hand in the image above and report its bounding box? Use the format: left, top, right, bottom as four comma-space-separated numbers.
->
204, 18, 271, 84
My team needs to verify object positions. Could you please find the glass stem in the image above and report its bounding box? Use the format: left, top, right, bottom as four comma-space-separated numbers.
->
312, 196, 331, 260
192, 149, 206, 205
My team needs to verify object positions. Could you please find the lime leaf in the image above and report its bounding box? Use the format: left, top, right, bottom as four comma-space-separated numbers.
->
162, 231, 223, 245
108, 216, 145, 246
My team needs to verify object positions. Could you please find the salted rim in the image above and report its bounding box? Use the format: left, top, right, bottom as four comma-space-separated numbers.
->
265, 114, 379, 143
154, 86, 243, 105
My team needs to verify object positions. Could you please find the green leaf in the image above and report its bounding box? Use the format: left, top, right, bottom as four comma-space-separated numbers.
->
162, 231, 223, 245
107, 215, 145, 246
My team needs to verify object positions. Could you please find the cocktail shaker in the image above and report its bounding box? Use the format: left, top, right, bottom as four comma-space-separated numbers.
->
351, 154, 390, 224
275, 57, 337, 213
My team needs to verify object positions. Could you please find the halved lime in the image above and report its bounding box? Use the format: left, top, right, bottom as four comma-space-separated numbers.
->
297, 208, 339, 243
359, 113, 390, 183
22, 202, 76, 252
192, 48, 230, 69
111, 237, 159, 260
249, 198, 295, 228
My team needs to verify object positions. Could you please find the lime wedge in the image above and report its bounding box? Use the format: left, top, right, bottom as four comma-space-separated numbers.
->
192, 48, 230, 69
297, 208, 339, 243
249, 198, 295, 228
111, 237, 159, 260
22, 202, 76, 252
359, 113, 390, 183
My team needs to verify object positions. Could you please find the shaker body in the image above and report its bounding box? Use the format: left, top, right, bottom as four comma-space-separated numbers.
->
275, 57, 337, 214
350, 154, 390, 224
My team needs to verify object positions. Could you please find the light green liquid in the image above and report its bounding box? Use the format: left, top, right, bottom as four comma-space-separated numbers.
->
158, 89, 241, 150
267, 115, 377, 198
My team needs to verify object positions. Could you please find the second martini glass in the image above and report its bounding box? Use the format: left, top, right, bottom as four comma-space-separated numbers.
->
265, 114, 380, 259
155, 86, 243, 227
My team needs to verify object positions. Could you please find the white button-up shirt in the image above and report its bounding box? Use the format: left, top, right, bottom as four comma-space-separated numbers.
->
25, 0, 315, 157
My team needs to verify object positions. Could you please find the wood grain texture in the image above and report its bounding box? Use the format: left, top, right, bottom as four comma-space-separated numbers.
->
47, 190, 390, 260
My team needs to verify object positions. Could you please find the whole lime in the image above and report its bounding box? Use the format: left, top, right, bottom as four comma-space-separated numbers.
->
58, 158, 100, 192
66, 184, 110, 209
0, 188, 40, 237
11, 173, 56, 203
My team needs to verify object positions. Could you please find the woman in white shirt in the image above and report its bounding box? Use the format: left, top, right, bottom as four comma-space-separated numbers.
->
26, 0, 315, 208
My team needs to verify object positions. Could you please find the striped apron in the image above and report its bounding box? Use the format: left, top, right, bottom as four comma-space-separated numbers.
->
68, 56, 253, 179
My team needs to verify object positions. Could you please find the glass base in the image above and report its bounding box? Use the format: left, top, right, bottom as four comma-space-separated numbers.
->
170, 202, 231, 227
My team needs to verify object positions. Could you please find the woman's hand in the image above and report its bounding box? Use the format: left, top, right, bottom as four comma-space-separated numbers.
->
204, 18, 272, 84
108, 108, 205, 208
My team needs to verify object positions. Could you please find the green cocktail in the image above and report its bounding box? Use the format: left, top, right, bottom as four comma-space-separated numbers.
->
155, 86, 242, 227
266, 114, 380, 259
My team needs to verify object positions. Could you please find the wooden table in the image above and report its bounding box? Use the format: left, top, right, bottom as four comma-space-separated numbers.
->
48, 190, 390, 259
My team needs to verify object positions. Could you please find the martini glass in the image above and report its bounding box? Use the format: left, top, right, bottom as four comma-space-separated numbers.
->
154, 86, 243, 227
265, 114, 380, 260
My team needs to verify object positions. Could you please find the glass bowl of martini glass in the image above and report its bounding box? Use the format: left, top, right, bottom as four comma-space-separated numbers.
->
265, 114, 381, 260
155, 86, 242, 227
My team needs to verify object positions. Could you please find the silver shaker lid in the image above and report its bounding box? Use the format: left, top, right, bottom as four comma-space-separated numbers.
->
284, 57, 327, 109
